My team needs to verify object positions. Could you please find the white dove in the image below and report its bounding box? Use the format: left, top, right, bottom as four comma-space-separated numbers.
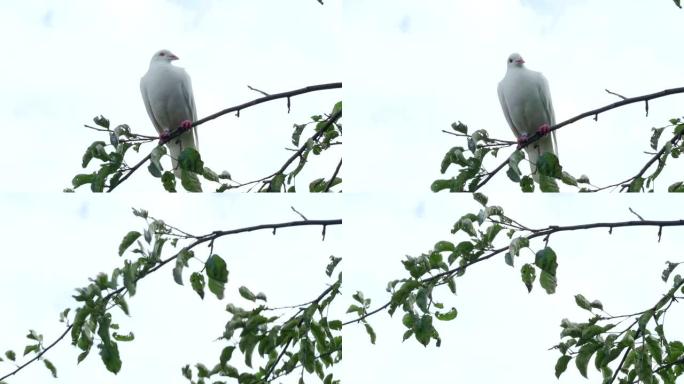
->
140, 49, 199, 177
497, 53, 558, 181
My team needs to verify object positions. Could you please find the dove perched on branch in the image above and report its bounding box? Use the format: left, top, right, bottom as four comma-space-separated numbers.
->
140, 49, 199, 176
497, 53, 558, 181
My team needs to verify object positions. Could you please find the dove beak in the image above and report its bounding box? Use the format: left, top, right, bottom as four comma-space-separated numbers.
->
169, 53, 179, 60
515, 58, 525, 64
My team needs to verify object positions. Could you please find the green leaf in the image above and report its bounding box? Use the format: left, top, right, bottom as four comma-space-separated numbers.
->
539, 271, 557, 294
148, 146, 165, 177
329, 320, 342, 330
44, 358, 57, 378
97, 316, 121, 374
521, 264, 536, 293
416, 287, 429, 313
206, 255, 228, 283
668, 181, 684, 192
173, 249, 193, 285
628, 177, 644, 192
507, 150, 525, 181
646, 336, 663, 364
364, 323, 376, 344
414, 314, 434, 347
638, 309, 653, 333
325, 256, 342, 277
636, 348, 654, 384
435, 307, 458, 321
575, 294, 592, 311
23, 344, 39, 356
299, 338, 315, 373
112, 332, 134, 342
561, 171, 578, 186
93, 115, 110, 128
590, 300, 603, 311
434, 241, 455, 252
239, 286, 257, 302
72, 173, 96, 189
451, 121, 468, 134
269, 173, 286, 192
440, 147, 468, 173
520, 175, 534, 192
575, 344, 598, 378
161, 171, 176, 192
651, 127, 666, 151
190, 272, 205, 299
118, 231, 141, 256
535, 247, 558, 276
180, 169, 202, 192
539, 174, 559, 192
178, 148, 204, 173
472, 192, 488, 206
555, 355, 571, 378
202, 167, 219, 182
220, 346, 235, 366
292, 124, 306, 146
508, 237, 529, 257
537, 152, 562, 178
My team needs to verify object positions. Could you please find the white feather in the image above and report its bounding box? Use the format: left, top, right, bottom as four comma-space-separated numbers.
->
497, 53, 558, 181
140, 49, 198, 176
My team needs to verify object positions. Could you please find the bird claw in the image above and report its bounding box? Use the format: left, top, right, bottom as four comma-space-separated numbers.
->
517, 133, 529, 146
159, 129, 171, 142
180, 120, 193, 131
538, 123, 551, 136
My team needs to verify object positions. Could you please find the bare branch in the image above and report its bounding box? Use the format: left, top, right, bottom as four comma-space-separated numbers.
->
247, 85, 270, 97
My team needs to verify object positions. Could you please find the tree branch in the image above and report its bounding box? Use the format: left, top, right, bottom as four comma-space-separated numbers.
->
343, 218, 684, 325
0, 218, 341, 382
323, 158, 342, 192
473, 86, 684, 191
108, 82, 342, 192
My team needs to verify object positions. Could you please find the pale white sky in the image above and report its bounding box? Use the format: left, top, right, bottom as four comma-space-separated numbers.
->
344, 193, 684, 383
0, 194, 343, 383
0, 0, 341, 192
346, 0, 684, 192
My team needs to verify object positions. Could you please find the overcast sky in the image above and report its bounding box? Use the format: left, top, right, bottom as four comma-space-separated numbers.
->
1, 0, 341, 192
346, 0, 684, 192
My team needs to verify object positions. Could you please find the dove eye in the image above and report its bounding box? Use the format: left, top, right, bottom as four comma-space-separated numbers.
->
508, 59, 513, 63
160, 52, 165, 56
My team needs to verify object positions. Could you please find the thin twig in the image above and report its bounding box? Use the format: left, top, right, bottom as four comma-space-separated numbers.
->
247, 85, 270, 97
290, 206, 308, 220
605, 89, 628, 100
629, 208, 644, 221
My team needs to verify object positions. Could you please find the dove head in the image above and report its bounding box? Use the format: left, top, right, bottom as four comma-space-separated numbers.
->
506, 53, 525, 68
150, 49, 179, 64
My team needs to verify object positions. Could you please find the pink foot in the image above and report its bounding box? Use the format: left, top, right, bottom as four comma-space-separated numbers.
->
517, 133, 529, 146
538, 123, 551, 136
159, 128, 171, 141
180, 120, 193, 131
